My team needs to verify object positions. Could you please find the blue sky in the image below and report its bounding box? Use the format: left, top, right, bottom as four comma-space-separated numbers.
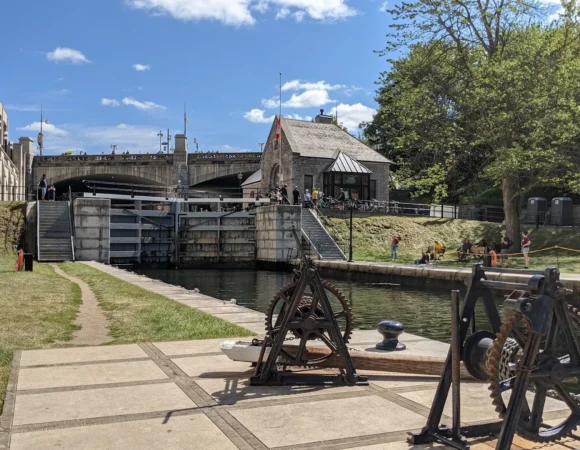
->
1, 0, 391, 155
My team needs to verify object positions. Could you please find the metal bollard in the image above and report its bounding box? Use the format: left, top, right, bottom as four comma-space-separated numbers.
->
376, 320, 406, 351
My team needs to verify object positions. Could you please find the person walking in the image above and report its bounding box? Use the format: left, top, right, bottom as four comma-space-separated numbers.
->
292, 186, 300, 205
500, 230, 512, 267
38, 174, 48, 200
391, 234, 401, 261
521, 231, 531, 268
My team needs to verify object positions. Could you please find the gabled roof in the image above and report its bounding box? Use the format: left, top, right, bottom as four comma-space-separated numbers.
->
280, 117, 390, 164
324, 151, 372, 174
241, 169, 261, 187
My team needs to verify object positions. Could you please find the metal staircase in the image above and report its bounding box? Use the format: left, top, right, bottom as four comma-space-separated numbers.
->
37, 201, 75, 262
301, 209, 346, 260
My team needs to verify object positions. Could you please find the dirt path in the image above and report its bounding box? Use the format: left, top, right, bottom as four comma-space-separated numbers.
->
51, 264, 112, 346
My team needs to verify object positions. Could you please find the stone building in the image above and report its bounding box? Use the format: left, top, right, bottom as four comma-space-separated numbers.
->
244, 111, 391, 201
0, 102, 34, 201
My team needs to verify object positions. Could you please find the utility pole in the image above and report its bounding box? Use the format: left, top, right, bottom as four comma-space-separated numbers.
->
194, 138, 199, 152
110, 144, 118, 155
259, 142, 265, 152
166, 128, 172, 153
157, 131, 163, 153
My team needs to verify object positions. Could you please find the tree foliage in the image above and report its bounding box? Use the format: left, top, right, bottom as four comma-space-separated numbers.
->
365, 0, 580, 241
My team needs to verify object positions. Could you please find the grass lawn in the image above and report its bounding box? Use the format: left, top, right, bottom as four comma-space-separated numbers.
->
324, 215, 580, 273
0, 254, 81, 411
59, 262, 253, 344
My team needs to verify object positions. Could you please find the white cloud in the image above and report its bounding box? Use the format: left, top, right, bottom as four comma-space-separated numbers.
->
547, 6, 564, 21
283, 89, 333, 108
294, 10, 305, 21
126, 0, 256, 26
276, 7, 291, 19
126, 0, 356, 25
379, 1, 388, 12
18, 122, 69, 137
122, 97, 167, 110
46, 47, 91, 64
101, 98, 121, 107
329, 103, 376, 131
262, 97, 280, 108
133, 63, 151, 71
270, 0, 356, 21
282, 80, 345, 91
244, 109, 275, 123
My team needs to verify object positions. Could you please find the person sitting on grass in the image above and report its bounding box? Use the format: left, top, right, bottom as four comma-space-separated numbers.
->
457, 238, 472, 262
415, 252, 429, 265
521, 231, 531, 268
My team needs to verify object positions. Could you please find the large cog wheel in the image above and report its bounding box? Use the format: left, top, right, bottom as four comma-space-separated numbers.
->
487, 306, 580, 443
266, 280, 353, 366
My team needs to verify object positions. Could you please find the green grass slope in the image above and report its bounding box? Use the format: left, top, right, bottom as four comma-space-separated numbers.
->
324, 215, 580, 272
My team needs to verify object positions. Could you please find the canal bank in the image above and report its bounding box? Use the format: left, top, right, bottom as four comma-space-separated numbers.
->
315, 259, 580, 291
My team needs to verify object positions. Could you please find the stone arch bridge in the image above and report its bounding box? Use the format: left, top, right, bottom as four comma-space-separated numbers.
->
32, 152, 262, 192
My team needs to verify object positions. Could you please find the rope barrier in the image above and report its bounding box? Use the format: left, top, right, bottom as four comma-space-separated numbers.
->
455, 245, 580, 258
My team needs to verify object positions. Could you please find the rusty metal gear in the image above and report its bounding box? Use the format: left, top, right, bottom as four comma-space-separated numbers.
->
487, 306, 580, 443
265, 280, 353, 366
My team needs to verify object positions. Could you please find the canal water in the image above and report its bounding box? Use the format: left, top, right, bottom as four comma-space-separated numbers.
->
134, 268, 501, 343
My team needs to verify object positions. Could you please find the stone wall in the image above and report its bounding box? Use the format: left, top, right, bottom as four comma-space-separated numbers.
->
73, 198, 110, 263
256, 205, 302, 262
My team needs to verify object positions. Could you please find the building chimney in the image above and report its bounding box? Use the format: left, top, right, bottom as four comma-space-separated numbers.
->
315, 109, 333, 124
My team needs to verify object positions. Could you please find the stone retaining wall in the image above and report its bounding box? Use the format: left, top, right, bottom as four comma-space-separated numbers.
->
256, 205, 301, 263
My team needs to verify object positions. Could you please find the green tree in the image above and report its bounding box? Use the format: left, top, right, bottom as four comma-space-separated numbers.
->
365, 2, 580, 242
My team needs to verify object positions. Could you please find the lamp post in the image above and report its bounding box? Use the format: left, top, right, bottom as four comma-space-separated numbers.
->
37, 106, 50, 156
166, 128, 172, 154
259, 142, 264, 152
157, 131, 164, 153
194, 138, 199, 153
348, 188, 354, 262
110, 144, 118, 155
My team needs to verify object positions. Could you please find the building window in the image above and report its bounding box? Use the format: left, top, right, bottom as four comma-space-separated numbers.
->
370, 180, 377, 199
304, 175, 313, 193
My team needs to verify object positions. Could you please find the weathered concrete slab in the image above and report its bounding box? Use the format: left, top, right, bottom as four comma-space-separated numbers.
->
230, 395, 426, 447
10, 414, 238, 450
13, 382, 195, 425
365, 372, 440, 389
399, 383, 569, 424
344, 442, 446, 450
195, 375, 364, 405
171, 354, 253, 378
17, 360, 167, 390
153, 338, 245, 357
19, 345, 147, 367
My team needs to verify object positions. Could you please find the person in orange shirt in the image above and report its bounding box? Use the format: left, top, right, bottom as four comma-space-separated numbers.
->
391, 234, 401, 261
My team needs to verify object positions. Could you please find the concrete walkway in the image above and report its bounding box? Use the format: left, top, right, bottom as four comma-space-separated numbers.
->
0, 262, 578, 449
1, 337, 577, 450
51, 265, 112, 346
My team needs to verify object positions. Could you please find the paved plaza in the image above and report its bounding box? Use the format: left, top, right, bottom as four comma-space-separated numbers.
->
1, 331, 578, 450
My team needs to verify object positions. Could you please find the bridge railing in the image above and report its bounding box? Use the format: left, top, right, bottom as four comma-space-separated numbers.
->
34, 154, 173, 164
187, 152, 262, 162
